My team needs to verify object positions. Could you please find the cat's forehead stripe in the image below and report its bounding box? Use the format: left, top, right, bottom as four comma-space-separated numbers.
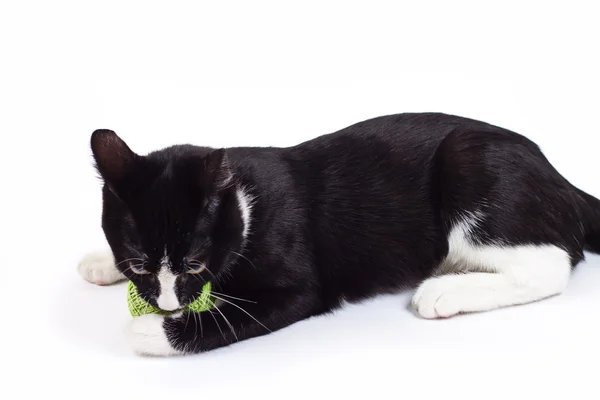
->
160, 246, 171, 269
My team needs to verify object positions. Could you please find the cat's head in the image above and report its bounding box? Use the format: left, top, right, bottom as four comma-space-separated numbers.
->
90, 129, 251, 311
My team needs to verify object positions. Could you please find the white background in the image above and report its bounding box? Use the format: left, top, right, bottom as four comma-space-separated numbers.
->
1, 1, 599, 399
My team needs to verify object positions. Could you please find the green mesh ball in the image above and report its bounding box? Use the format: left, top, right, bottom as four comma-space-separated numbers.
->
127, 280, 214, 317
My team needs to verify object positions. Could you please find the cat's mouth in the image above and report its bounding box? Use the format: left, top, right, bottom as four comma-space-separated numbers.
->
156, 297, 181, 312
156, 291, 215, 314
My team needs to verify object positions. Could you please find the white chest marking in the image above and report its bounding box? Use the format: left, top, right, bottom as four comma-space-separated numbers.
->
236, 186, 254, 241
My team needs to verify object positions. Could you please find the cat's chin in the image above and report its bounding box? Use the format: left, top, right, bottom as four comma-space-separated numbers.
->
126, 314, 185, 357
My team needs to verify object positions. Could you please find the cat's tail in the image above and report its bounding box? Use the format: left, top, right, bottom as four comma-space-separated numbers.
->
576, 187, 600, 254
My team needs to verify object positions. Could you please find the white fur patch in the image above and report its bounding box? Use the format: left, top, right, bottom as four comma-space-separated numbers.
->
236, 186, 254, 241
126, 314, 183, 356
156, 253, 180, 311
78, 251, 125, 285
412, 213, 571, 319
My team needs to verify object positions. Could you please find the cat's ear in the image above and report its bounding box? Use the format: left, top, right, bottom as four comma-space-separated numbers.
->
90, 129, 141, 191
203, 148, 233, 191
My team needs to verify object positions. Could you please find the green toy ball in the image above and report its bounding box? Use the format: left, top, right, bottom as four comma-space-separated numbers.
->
127, 280, 214, 317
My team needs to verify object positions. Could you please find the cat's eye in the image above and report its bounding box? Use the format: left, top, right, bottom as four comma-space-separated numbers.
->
185, 261, 206, 275
130, 261, 150, 275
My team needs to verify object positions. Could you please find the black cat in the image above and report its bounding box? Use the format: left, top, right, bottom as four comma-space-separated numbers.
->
78, 112, 600, 356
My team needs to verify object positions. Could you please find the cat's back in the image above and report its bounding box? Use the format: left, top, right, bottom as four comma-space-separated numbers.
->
228, 112, 505, 165
292, 112, 507, 151
279, 112, 493, 187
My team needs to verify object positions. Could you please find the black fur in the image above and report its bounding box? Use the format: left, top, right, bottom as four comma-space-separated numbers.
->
90, 112, 600, 353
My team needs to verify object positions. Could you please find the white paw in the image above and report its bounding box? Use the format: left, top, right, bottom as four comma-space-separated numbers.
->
126, 314, 184, 357
78, 251, 125, 286
412, 275, 469, 319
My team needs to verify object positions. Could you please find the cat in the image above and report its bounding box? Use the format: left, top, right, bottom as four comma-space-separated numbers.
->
78, 112, 600, 356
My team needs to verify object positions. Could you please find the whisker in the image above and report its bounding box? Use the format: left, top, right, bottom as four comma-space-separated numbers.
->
124, 243, 145, 258
211, 291, 257, 304
229, 251, 258, 270
184, 309, 191, 333
189, 273, 207, 285
210, 294, 271, 332
208, 307, 228, 344
115, 257, 144, 267
203, 265, 220, 284
199, 311, 203, 338
192, 310, 198, 341
119, 263, 145, 275
184, 275, 210, 341
188, 259, 220, 285
120, 266, 133, 274
210, 300, 238, 341
143, 295, 150, 315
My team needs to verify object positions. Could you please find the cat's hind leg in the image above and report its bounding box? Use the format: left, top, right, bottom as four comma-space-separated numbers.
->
411, 128, 586, 319
78, 251, 126, 286
412, 214, 572, 319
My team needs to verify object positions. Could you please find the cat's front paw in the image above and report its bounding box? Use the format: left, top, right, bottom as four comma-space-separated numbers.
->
78, 251, 125, 286
126, 314, 184, 357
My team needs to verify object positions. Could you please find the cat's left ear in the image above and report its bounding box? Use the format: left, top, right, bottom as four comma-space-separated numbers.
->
90, 129, 142, 194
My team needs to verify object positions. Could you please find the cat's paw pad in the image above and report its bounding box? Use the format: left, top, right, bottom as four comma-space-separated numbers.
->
126, 314, 183, 357
412, 276, 464, 319
78, 251, 125, 286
